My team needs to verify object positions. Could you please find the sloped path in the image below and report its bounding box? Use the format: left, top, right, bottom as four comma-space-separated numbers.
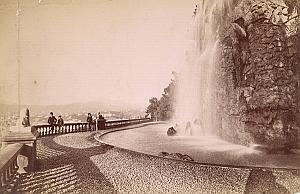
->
13, 129, 300, 194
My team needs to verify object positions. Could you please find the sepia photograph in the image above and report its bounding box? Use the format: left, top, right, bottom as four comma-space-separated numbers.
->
0, 0, 300, 193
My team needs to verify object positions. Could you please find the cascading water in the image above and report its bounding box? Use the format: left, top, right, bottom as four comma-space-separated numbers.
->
174, 0, 233, 136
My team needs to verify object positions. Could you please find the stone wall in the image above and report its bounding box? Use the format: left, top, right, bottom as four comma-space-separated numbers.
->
216, 0, 300, 151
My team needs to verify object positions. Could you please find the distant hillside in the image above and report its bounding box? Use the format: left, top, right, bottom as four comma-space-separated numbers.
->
0, 100, 146, 115
0, 104, 19, 113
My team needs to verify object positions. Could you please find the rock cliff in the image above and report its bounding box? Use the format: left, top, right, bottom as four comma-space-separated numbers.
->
216, 0, 300, 151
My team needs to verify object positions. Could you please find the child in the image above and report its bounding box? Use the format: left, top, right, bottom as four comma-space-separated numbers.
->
57, 115, 64, 133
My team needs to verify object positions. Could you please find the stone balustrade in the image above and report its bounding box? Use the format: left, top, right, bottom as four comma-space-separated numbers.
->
0, 143, 23, 192
105, 118, 151, 129
0, 117, 151, 190
32, 122, 93, 137
31, 118, 151, 137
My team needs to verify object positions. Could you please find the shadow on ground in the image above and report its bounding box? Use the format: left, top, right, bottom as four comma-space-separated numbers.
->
244, 169, 292, 194
16, 135, 116, 194
8, 130, 300, 194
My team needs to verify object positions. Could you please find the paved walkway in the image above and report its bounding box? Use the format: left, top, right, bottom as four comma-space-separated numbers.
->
13, 129, 300, 194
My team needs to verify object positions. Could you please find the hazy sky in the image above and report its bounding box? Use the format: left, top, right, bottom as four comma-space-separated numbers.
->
0, 0, 197, 108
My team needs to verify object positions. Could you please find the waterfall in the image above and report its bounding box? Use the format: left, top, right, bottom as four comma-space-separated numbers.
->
174, 0, 233, 136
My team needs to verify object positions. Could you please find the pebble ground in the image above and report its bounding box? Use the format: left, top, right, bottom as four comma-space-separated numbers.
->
13, 129, 300, 194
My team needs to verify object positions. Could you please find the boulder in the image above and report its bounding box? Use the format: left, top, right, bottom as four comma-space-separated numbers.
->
167, 127, 177, 136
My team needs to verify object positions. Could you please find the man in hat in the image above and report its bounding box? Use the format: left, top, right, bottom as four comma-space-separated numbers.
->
48, 112, 57, 132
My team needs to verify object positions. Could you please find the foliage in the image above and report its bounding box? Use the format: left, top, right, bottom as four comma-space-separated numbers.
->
146, 72, 177, 121
146, 97, 159, 120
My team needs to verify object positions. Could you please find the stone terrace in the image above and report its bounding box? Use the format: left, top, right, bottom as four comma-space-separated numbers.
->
10, 130, 300, 194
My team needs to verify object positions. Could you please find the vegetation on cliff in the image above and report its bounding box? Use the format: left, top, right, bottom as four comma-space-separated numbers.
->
146, 72, 177, 121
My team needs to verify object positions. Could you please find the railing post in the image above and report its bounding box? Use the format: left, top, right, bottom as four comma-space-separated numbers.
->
82, 123, 85, 132
13, 159, 18, 173
8, 164, 12, 180
0, 172, 2, 189
5, 169, 9, 185
2, 172, 6, 188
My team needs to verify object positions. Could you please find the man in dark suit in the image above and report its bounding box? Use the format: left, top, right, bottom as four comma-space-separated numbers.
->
48, 112, 57, 132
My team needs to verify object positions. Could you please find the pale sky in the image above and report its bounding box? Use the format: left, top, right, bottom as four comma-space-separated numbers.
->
0, 0, 197, 109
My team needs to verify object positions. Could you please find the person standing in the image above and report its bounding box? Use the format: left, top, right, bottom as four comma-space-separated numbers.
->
48, 112, 57, 133
57, 115, 64, 133
96, 112, 106, 130
87, 113, 93, 131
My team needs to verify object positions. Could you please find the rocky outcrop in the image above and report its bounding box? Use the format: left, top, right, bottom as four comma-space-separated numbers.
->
158, 152, 194, 161
216, 0, 300, 151
167, 127, 177, 136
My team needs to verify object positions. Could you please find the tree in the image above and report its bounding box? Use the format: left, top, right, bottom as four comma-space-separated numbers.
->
146, 72, 177, 121
157, 78, 176, 120
146, 97, 159, 121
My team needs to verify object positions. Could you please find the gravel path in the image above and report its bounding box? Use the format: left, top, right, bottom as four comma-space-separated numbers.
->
14, 129, 300, 194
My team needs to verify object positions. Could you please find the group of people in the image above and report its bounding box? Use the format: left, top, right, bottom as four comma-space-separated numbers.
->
86, 112, 105, 130
48, 112, 64, 131
48, 112, 105, 131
